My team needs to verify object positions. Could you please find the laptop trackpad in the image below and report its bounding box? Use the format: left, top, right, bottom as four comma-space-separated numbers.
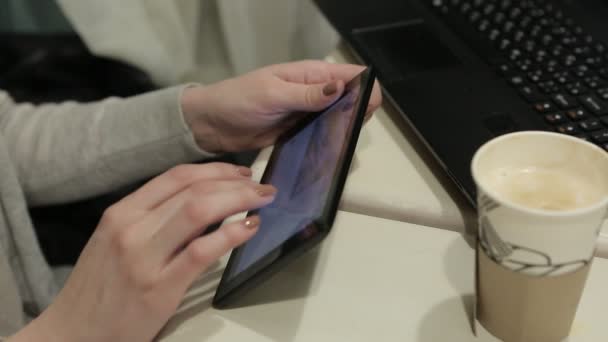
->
353, 20, 461, 82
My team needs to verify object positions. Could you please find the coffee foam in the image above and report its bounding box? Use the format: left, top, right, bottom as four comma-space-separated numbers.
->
484, 166, 603, 211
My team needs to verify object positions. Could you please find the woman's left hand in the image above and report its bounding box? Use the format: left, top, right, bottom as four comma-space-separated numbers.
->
180, 60, 382, 153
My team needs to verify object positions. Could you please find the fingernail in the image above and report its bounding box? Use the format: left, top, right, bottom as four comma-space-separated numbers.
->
244, 215, 261, 229
322, 82, 337, 96
236, 166, 252, 177
256, 184, 277, 197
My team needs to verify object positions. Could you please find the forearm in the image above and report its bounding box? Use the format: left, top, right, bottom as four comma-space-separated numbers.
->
6, 306, 81, 342
0, 87, 213, 206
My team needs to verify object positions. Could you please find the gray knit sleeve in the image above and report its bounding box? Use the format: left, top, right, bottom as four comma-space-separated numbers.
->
0, 86, 214, 206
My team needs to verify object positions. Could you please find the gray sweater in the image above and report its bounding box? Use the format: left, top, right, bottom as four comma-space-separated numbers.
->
0, 86, 211, 336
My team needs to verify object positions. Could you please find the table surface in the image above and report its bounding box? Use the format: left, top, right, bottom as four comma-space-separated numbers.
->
158, 211, 608, 342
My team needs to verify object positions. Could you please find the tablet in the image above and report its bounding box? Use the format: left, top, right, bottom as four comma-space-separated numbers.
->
213, 67, 375, 308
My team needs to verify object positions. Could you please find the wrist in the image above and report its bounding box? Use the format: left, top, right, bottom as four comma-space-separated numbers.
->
180, 84, 223, 153
7, 309, 67, 342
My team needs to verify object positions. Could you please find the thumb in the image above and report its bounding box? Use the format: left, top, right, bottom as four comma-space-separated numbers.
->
281, 80, 344, 112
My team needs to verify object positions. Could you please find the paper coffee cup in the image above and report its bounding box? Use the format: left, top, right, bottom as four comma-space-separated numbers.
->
471, 131, 608, 341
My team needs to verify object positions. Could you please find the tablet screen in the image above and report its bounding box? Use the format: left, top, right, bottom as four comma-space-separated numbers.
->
226, 81, 360, 280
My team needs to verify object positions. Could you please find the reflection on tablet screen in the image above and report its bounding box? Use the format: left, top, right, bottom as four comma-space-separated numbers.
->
228, 88, 359, 278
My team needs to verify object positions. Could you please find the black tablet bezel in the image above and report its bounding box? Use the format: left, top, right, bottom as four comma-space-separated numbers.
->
212, 67, 375, 308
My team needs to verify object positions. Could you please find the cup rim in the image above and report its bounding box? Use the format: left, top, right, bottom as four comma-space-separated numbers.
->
471, 131, 608, 217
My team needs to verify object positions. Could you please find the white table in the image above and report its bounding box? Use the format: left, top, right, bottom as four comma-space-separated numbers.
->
158, 211, 608, 341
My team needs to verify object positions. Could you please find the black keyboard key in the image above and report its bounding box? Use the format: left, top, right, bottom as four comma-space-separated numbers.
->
513, 30, 526, 43
499, 0, 512, 10
573, 46, 592, 57
509, 75, 527, 86
578, 95, 608, 115
472, 0, 485, 8
519, 15, 533, 29
565, 82, 589, 96
519, 85, 546, 102
551, 26, 568, 37
488, 28, 501, 42
562, 54, 578, 67
498, 38, 512, 50
493, 12, 506, 25
599, 142, 608, 152
565, 108, 589, 121
469, 10, 483, 23
579, 118, 603, 131
508, 7, 522, 20
561, 35, 579, 47
534, 102, 557, 113
554, 71, 574, 84
598, 88, 608, 101
522, 39, 537, 53
533, 49, 548, 63
544, 59, 560, 73
551, 44, 565, 58
508, 48, 524, 61
461, 2, 473, 14
555, 123, 579, 135
552, 93, 577, 109
498, 63, 514, 76
538, 80, 560, 94
517, 59, 535, 72
527, 69, 548, 83
482, 4, 496, 16
585, 56, 604, 69
572, 25, 585, 36
478, 19, 491, 32
529, 24, 543, 39
573, 65, 592, 78
503, 21, 516, 35
545, 112, 567, 124
599, 68, 608, 79
585, 76, 606, 89
540, 34, 553, 47
591, 129, 608, 143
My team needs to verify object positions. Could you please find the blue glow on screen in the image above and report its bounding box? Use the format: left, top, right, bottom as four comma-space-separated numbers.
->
229, 88, 359, 277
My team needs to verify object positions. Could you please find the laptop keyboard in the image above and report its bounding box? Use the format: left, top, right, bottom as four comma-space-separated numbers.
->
430, 0, 608, 151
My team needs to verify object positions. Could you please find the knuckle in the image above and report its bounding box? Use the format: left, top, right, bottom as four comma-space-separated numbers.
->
304, 86, 317, 107
132, 270, 160, 292
186, 242, 212, 266
222, 225, 245, 247
100, 205, 123, 227
167, 164, 198, 184
263, 82, 281, 101
183, 199, 210, 226
190, 181, 214, 196
110, 229, 135, 256
206, 162, 233, 172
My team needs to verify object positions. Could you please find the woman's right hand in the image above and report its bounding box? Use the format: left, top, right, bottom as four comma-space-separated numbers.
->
10, 163, 276, 342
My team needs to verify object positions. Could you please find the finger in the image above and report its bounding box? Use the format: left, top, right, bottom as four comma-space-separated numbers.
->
163, 215, 261, 289
272, 60, 366, 84
139, 178, 262, 239
273, 61, 382, 115
278, 79, 345, 112
117, 163, 252, 215
146, 181, 276, 264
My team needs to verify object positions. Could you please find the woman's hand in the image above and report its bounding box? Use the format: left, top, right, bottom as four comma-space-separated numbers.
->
11, 163, 275, 342
181, 60, 382, 153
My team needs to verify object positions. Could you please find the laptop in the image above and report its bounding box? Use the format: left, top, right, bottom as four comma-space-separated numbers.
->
314, 0, 608, 206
